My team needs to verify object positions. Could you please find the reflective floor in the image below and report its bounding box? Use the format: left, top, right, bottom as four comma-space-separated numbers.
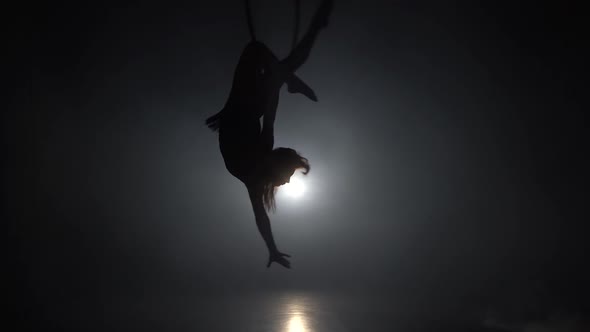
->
39, 290, 505, 332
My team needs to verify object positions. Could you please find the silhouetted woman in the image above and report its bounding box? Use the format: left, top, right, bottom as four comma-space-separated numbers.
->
206, 0, 332, 268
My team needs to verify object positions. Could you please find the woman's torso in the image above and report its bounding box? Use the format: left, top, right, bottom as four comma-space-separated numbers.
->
219, 115, 263, 183
218, 42, 282, 183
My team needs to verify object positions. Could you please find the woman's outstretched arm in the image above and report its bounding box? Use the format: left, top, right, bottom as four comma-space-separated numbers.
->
247, 185, 291, 268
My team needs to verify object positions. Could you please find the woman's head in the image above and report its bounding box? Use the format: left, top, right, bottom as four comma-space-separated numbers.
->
262, 147, 310, 211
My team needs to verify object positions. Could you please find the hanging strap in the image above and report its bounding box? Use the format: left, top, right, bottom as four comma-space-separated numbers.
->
245, 0, 301, 49
292, 0, 300, 49
244, 0, 257, 41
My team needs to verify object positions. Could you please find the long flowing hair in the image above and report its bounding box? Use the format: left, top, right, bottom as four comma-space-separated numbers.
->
262, 147, 310, 211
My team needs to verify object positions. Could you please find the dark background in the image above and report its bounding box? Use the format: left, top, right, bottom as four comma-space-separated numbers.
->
10, 0, 588, 330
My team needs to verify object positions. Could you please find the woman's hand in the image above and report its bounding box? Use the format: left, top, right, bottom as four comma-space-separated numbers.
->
267, 251, 291, 268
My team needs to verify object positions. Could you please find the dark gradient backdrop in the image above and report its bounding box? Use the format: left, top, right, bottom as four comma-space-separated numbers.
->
11, 0, 588, 331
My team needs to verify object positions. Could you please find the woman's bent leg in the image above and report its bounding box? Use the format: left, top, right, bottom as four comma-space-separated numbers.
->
279, 0, 333, 74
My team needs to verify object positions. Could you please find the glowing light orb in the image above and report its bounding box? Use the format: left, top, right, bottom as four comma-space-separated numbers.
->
280, 174, 306, 198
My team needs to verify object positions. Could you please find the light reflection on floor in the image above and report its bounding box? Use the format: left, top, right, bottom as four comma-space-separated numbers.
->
281, 294, 314, 332
287, 315, 308, 332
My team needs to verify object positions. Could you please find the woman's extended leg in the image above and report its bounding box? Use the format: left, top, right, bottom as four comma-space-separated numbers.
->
279, 0, 333, 74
